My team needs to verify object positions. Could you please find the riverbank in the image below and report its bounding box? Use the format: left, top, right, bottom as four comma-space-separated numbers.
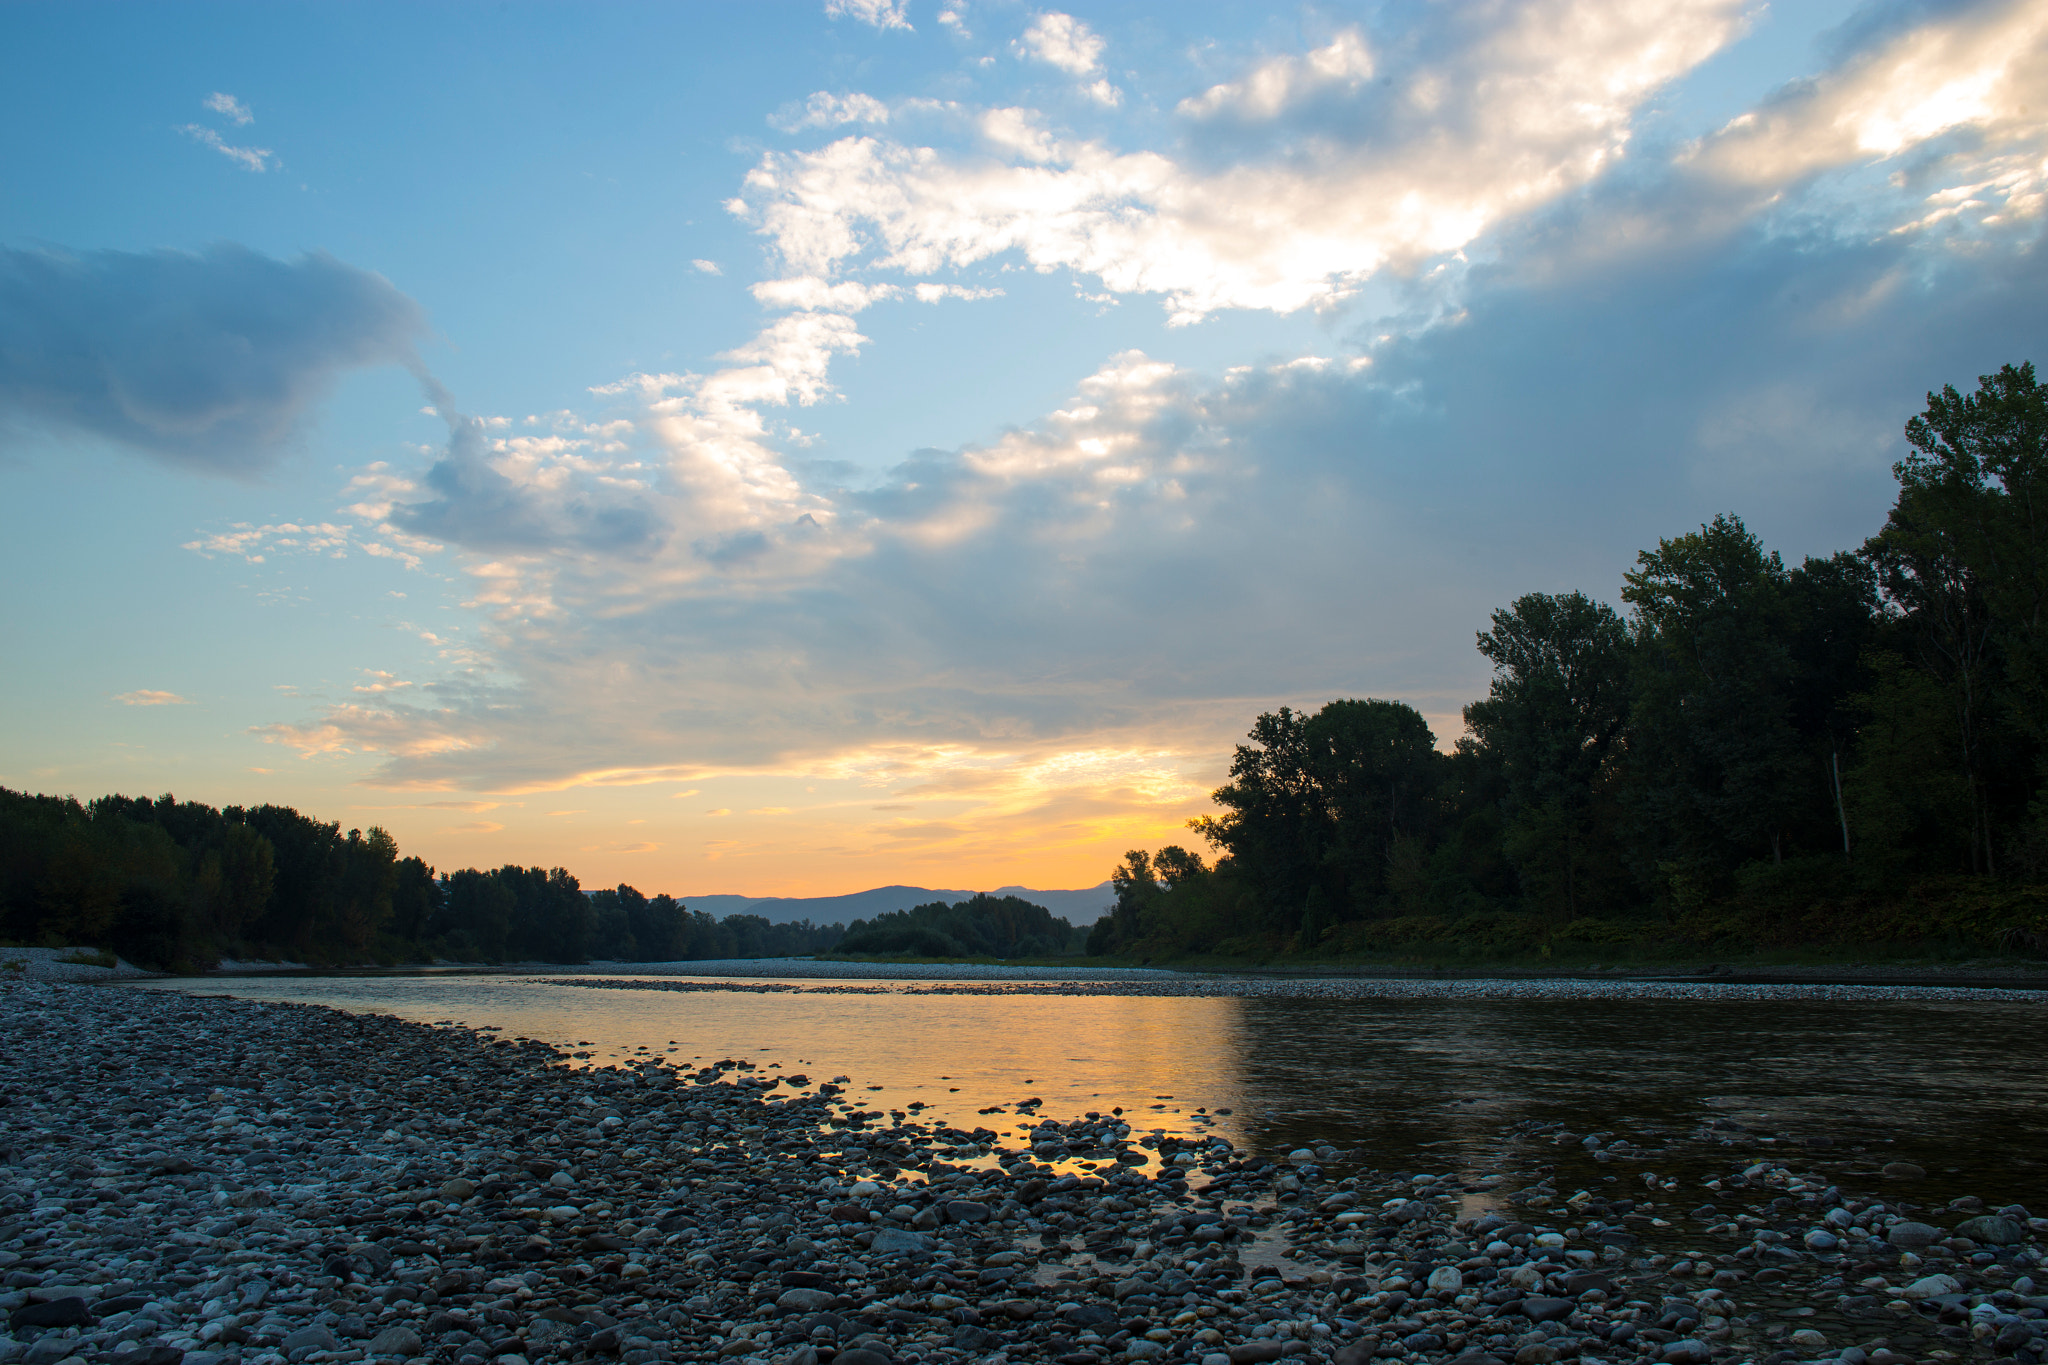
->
7, 979, 2048, 1365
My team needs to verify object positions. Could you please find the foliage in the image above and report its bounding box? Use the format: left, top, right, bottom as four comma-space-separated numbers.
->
1087, 362, 2048, 962
0, 787, 844, 968
838, 893, 1078, 958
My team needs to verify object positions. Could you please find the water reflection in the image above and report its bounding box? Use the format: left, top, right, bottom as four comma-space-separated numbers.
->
139, 977, 2048, 1209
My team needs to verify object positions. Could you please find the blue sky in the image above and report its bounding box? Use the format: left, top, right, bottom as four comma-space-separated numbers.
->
3, 0, 2044, 894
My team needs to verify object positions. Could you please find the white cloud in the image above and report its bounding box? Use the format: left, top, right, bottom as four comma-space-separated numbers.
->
114, 690, 190, 706
912, 282, 1003, 302
179, 124, 276, 172
738, 0, 1753, 323
1017, 12, 1105, 75
691, 259, 722, 275
182, 519, 429, 571
824, 0, 910, 31
1082, 79, 1122, 108
1178, 30, 1375, 120
770, 91, 892, 133
203, 92, 254, 126
1687, 0, 2048, 235
937, 6, 968, 37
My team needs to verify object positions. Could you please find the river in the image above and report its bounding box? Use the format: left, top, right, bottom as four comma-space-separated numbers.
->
136, 972, 2048, 1215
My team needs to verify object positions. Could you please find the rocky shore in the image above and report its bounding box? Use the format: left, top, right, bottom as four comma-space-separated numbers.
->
5, 979, 2047, 1365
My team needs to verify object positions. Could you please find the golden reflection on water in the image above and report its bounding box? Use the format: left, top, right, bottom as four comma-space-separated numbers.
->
139, 976, 1256, 1152
137, 976, 2048, 1209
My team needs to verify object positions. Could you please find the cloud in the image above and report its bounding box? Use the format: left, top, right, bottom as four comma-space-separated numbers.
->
769, 91, 892, 133
736, 0, 1753, 323
1177, 30, 1374, 121
824, 0, 910, 31
446, 821, 504, 834
1686, 0, 2048, 232
247, 1, 2048, 827
1017, 12, 1105, 75
203, 92, 254, 126
113, 690, 190, 706
0, 244, 424, 475
691, 259, 722, 276
178, 124, 276, 172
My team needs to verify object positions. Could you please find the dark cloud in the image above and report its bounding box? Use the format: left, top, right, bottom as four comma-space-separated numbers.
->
0, 243, 423, 475
390, 413, 667, 556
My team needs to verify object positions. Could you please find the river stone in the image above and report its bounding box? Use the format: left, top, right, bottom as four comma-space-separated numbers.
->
1126, 1343, 1168, 1361
869, 1228, 933, 1254
1882, 1162, 1927, 1179
1659, 1340, 1712, 1365
281, 1326, 340, 1354
944, 1200, 991, 1223
1229, 1345, 1288, 1364
777, 1288, 837, 1313
369, 1326, 423, 1356
1886, 1221, 1942, 1247
1514, 1346, 1556, 1365
438, 1178, 476, 1202
1901, 1273, 1961, 1299
1805, 1230, 1840, 1252
1955, 1215, 2024, 1245
835, 1352, 893, 1365
1427, 1266, 1464, 1294
1522, 1296, 1574, 1323
10, 1298, 91, 1330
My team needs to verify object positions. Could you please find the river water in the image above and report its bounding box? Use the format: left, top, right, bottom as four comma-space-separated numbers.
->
138, 973, 2048, 1217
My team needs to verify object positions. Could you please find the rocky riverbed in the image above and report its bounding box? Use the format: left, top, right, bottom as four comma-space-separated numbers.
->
5, 979, 2047, 1365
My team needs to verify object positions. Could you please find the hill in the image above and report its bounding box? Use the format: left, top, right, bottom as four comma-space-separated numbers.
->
679, 882, 1114, 926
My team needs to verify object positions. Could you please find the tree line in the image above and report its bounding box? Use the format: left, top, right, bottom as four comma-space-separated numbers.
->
1089, 362, 2048, 959
837, 894, 1084, 958
0, 789, 843, 969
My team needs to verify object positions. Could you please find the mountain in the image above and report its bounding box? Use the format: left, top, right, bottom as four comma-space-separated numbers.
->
678, 882, 1116, 926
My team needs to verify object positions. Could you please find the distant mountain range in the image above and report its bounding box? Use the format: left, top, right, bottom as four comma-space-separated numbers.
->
678, 883, 1116, 926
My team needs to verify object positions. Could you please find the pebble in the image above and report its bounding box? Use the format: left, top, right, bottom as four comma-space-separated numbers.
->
5, 977, 2048, 1365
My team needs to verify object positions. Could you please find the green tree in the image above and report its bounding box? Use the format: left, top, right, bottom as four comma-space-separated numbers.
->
1624, 514, 1807, 883
1462, 591, 1632, 917
1193, 699, 1443, 929
1865, 361, 2048, 871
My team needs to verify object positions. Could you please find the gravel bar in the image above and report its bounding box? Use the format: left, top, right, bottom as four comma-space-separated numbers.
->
6, 979, 2047, 1365
580, 963, 1190, 982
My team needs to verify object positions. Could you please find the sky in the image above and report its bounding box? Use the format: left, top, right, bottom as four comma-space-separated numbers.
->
1, 0, 2044, 898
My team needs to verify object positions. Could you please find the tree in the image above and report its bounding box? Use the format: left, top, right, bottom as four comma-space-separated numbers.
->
1782, 552, 1880, 856
1462, 591, 1632, 916
1193, 699, 1443, 929
1865, 362, 2048, 872
1624, 515, 1807, 881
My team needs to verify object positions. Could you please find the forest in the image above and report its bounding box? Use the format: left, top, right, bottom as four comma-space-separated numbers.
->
1088, 363, 2048, 960
0, 789, 843, 969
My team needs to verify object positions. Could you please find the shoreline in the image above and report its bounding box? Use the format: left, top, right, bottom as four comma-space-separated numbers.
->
17, 944, 2048, 994
6, 980, 2048, 1365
